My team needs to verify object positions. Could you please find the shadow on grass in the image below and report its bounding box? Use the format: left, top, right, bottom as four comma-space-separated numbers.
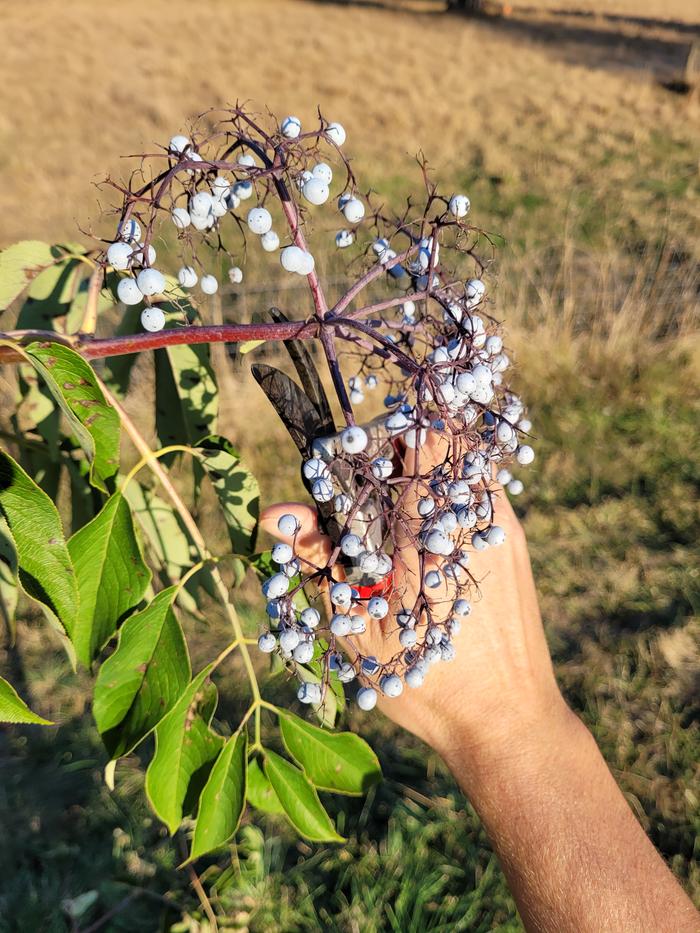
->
0, 721, 183, 932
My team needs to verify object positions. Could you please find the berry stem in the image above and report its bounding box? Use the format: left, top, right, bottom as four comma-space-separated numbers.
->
320, 325, 355, 427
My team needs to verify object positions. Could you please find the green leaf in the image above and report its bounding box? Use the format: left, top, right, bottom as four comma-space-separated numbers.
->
155, 341, 218, 450
67, 493, 151, 665
263, 749, 344, 843
246, 757, 285, 815
190, 731, 247, 859
0, 516, 18, 642
0, 677, 53, 725
0, 241, 55, 311
195, 436, 260, 555
23, 342, 121, 492
279, 711, 381, 795
0, 449, 77, 632
145, 666, 224, 834
93, 585, 191, 758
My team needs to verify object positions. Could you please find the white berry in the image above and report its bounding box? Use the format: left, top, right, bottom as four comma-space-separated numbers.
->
261, 230, 280, 252
106, 241, 132, 271
169, 134, 190, 154
271, 542, 293, 565
297, 682, 322, 704
117, 277, 143, 306
356, 687, 377, 711
312, 162, 333, 184
311, 477, 334, 502
118, 219, 141, 242
293, 640, 314, 664
279, 629, 300, 653
281, 115, 301, 138
177, 266, 198, 288
280, 245, 305, 273
303, 177, 330, 206
200, 275, 219, 295
380, 674, 403, 698
367, 597, 389, 620
340, 534, 362, 558
340, 426, 368, 454
258, 632, 276, 653
136, 268, 165, 297
326, 122, 346, 146
247, 207, 272, 235
336, 229, 355, 249
300, 607, 321, 629
330, 582, 352, 605
449, 194, 471, 218
140, 307, 166, 333
330, 614, 351, 637
171, 207, 191, 229
343, 198, 365, 224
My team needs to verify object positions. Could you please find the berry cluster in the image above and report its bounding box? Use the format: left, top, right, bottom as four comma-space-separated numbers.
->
102, 105, 534, 713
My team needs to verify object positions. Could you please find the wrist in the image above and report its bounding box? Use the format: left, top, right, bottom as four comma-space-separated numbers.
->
432, 679, 580, 793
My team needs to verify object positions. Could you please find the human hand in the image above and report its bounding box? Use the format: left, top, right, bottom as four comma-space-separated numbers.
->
260, 429, 565, 774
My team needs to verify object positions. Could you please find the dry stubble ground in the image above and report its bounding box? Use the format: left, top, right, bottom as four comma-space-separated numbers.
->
0, 1, 698, 930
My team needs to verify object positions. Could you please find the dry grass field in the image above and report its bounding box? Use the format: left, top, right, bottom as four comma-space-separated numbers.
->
0, 0, 698, 930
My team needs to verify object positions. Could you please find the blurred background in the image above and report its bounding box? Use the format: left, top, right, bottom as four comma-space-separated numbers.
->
0, 0, 698, 930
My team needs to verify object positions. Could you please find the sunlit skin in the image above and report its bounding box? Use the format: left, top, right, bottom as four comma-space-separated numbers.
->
261, 430, 699, 933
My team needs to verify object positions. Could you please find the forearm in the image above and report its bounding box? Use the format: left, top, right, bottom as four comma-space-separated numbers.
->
441, 697, 698, 933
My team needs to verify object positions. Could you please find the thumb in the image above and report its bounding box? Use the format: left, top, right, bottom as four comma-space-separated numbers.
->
260, 502, 333, 572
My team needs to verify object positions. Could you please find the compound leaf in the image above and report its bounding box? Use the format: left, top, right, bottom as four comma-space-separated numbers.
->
0, 449, 77, 633
263, 749, 344, 843
190, 731, 247, 860
279, 711, 381, 795
67, 493, 150, 665
92, 584, 190, 758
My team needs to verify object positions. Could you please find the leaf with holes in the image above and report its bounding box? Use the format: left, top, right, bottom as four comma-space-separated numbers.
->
23, 342, 120, 492
279, 711, 381, 795
145, 666, 224, 834
92, 585, 191, 759
0, 449, 77, 633
195, 436, 260, 555
190, 731, 247, 859
67, 493, 151, 664
263, 749, 344, 843
0, 677, 53, 725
